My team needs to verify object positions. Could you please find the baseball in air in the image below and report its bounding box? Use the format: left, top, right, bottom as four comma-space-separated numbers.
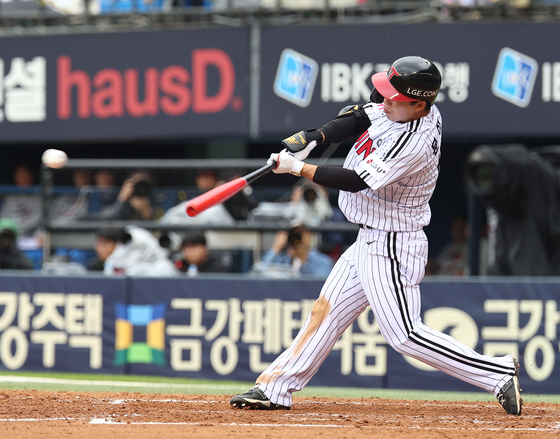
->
42, 149, 68, 169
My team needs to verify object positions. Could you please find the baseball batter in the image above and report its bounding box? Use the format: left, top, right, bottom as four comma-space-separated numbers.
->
231, 56, 522, 415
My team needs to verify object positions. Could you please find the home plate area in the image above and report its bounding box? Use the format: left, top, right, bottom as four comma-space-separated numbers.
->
1, 390, 559, 438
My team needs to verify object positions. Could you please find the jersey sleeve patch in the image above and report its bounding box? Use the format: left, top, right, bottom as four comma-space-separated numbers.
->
355, 155, 390, 182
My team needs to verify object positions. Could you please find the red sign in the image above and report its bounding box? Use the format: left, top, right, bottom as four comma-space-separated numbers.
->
57, 48, 237, 120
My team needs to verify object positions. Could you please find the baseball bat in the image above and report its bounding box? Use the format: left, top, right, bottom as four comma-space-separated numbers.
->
185, 161, 276, 217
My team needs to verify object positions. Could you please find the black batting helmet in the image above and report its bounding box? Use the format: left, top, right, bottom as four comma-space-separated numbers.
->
371, 56, 441, 105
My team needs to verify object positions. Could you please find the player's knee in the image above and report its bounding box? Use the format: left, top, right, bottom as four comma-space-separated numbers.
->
385, 332, 414, 354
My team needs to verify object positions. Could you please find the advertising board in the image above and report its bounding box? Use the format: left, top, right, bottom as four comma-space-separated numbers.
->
0, 275, 558, 394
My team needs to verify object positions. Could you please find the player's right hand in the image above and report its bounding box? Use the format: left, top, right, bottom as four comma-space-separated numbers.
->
267, 151, 305, 177
281, 129, 323, 160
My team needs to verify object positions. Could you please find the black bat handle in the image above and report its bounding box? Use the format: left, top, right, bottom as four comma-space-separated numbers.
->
244, 161, 277, 185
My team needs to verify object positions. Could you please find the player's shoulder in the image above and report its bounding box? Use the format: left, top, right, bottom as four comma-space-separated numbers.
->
364, 101, 385, 118
407, 105, 442, 135
429, 104, 443, 124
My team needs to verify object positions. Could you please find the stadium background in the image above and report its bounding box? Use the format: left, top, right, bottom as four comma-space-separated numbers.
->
1, 0, 560, 404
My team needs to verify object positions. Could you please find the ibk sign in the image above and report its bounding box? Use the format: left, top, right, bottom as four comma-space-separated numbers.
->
259, 22, 560, 138
0, 28, 249, 142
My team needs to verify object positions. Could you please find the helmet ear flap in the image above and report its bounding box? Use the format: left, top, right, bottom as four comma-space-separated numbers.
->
370, 86, 384, 104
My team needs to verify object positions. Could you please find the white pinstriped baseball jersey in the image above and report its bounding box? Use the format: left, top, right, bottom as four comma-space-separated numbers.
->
339, 102, 442, 231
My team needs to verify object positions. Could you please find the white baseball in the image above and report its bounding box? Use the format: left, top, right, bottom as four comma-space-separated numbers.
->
42, 149, 68, 169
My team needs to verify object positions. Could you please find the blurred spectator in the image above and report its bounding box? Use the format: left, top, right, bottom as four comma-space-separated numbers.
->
72, 169, 93, 188
287, 181, 333, 227
252, 222, 333, 278
88, 227, 126, 271
45, 0, 100, 15
94, 169, 117, 189
102, 225, 179, 276
431, 212, 489, 276
94, 171, 160, 220
0, 219, 32, 270
85, 169, 119, 214
194, 169, 259, 221
0, 164, 42, 235
432, 213, 470, 276
159, 168, 235, 225
319, 205, 350, 262
221, 171, 260, 221
49, 170, 92, 224
0, 196, 42, 236
173, 230, 229, 275
195, 169, 219, 192
441, 0, 494, 5
13, 163, 36, 188
257, 0, 357, 9
158, 199, 235, 225
248, 180, 332, 226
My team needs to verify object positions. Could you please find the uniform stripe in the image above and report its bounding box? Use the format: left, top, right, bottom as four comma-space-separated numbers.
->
387, 232, 413, 334
409, 332, 516, 376
383, 132, 407, 161
383, 120, 421, 160
389, 120, 422, 159
389, 133, 412, 159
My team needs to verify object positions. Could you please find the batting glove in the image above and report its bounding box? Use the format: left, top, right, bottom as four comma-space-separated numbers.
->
268, 150, 305, 177
281, 129, 322, 160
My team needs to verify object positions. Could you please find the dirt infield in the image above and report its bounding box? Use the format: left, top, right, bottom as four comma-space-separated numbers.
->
1, 390, 559, 438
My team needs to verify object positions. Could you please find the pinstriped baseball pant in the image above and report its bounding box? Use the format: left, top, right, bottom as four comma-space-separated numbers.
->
256, 227, 517, 408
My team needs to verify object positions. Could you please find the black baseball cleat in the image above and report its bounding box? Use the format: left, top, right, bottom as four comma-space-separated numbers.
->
497, 358, 523, 415
230, 387, 290, 410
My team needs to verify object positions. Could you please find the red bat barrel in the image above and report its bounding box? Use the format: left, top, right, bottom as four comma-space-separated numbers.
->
185, 177, 247, 217
185, 161, 276, 217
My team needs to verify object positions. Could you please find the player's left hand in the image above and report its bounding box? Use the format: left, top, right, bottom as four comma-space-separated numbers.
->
268, 151, 305, 177
281, 129, 322, 160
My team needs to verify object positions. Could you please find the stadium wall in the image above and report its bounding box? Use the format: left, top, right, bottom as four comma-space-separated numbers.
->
0, 275, 558, 394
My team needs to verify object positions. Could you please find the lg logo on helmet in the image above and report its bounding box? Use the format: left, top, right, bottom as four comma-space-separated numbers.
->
405, 88, 438, 98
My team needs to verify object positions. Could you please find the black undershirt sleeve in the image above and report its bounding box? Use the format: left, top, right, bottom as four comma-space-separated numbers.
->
317, 106, 371, 145
313, 166, 369, 193
309, 105, 372, 192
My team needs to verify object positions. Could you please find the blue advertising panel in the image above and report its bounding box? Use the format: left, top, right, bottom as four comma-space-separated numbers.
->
0, 27, 249, 142
125, 277, 328, 383
125, 276, 560, 394
259, 22, 559, 138
389, 279, 560, 393
1, 275, 559, 395
0, 274, 126, 373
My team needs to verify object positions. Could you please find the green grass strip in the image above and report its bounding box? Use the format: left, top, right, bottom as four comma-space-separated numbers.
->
0, 371, 557, 404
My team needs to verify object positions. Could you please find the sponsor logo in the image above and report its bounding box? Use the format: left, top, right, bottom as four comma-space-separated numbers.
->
491, 47, 538, 108
114, 302, 166, 366
284, 131, 305, 145
0, 56, 46, 123
363, 155, 389, 180
368, 162, 387, 174
542, 62, 560, 102
405, 88, 437, 98
387, 66, 399, 80
273, 49, 318, 108
58, 48, 239, 120
320, 61, 469, 104
354, 131, 376, 159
